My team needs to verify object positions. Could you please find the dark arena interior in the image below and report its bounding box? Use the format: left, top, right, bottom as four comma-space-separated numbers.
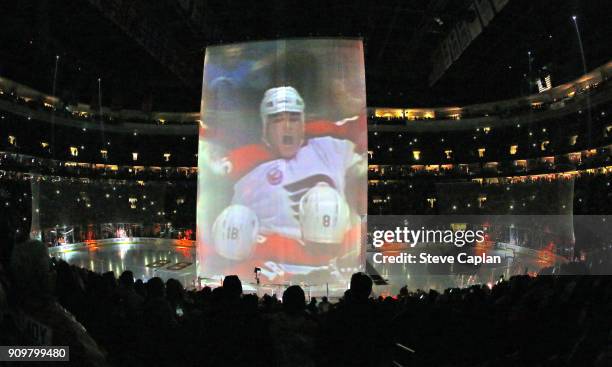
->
1, 1, 612, 366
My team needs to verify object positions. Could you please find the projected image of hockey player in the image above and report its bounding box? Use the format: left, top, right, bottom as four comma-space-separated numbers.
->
196, 39, 367, 285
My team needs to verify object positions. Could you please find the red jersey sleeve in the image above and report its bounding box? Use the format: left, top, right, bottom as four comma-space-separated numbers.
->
305, 115, 367, 153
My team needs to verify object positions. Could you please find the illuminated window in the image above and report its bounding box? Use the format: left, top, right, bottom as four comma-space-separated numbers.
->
129, 197, 138, 209
423, 111, 435, 119
70, 146, 79, 157
8, 136, 16, 145
41, 142, 49, 148
540, 140, 550, 151
427, 197, 436, 208
569, 135, 578, 146
568, 152, 581, 163
444, 150, 453, 159
132, 152, 138, 161
483, 127, 491, 134
510, 145, 518, 155
477, 148, 485, 158
514, 160, 527, 169
537, 75, 552, 93
163, 153, 171, 162
375, 109, 404, 119
100, 149, 108, 159
477, 195, 487, 208
412, 150, 421, 161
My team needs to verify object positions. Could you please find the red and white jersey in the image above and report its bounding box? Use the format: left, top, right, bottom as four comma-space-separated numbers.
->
231, 136, 359, 240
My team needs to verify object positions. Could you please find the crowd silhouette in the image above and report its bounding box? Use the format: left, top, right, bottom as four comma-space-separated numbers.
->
0, 240, 611, 366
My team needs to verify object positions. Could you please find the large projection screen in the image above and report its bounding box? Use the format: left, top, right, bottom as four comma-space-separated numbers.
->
197, 39, 367, 287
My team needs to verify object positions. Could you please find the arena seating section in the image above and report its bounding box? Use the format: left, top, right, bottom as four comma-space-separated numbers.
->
0, 71, 611, 366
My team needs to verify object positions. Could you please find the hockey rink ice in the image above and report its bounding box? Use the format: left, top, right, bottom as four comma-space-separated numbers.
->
368, 241, 568, 295
49, 240, 197, 288
48, 240, 347, 297
48, 238, 568, 298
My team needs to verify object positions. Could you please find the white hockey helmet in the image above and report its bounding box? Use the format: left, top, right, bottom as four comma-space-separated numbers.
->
260, 86, 305, 144
299, 183, 351, 244
212, 204, 259, 261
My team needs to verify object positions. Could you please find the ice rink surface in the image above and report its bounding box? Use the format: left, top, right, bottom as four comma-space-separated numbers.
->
51, 241, 197, 288
49, 240, 567, 297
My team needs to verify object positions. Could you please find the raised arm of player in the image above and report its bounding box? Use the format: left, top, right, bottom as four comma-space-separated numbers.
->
304, 114, 367, 153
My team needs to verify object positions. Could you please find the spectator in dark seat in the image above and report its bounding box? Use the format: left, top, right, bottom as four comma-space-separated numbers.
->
206, 276, 273, 367
9, 240, 109, 366
142, 277, 176, 329
55, 260, 86, 320
346, 272, 373, 304
318, 272, 390, 367
165, 278, 186, 318
317, 296, 331, 314
222, 275, 242, 299
117, 270, 143, 319
267, 285, 317, 367
307, 297, 318, 315
138, 277, 177, 367
134, 278, 146, 298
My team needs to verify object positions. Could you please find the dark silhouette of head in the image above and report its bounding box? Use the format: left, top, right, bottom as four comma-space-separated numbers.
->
399, 285, 409, 297
134, 278, 146, 297
166, 278, 184, 303
201, 286, 212, 296
146, 277, 165, 299
212, 285, 225, 302
222, 275, 243, 299
349, 272, 373, 302
119, 271, 134, 288
282, 285, 305, 314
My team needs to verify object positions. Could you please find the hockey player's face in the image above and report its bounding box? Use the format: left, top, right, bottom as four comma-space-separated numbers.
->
266, 112, 304, 159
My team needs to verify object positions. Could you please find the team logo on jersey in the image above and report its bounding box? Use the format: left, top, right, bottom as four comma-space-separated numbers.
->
267, 167, 283, 185
283, 174, 336, 220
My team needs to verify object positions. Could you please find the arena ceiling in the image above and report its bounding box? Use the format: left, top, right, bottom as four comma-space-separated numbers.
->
1, 0, 611, 111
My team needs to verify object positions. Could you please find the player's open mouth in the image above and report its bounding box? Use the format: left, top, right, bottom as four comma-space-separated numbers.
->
283, 135, 294, 144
